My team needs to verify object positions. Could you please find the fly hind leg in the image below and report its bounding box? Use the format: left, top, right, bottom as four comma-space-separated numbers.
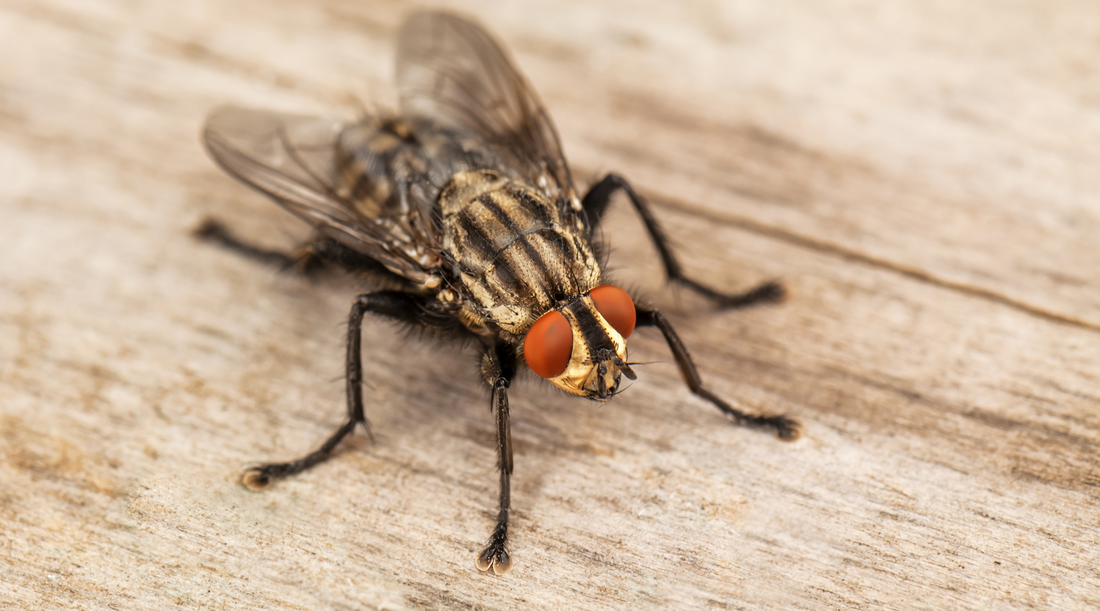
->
195, 218, 411, 281
581, 174, 785, 309
242, 291, 449, 490
194, 218, 325, 275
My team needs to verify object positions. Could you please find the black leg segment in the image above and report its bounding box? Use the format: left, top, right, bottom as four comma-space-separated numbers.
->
241, 291, 440, 490
475, 344, 516, 575
635, 305, 801, 441
581, 174, 786, 310
194, 218, 305, 270
195, 217, 414, 283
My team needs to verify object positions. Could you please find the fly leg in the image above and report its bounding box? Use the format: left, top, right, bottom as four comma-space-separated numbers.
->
582, 174, 784, 309
242, 291, 445, 489
635, 305, 801, 441
194, 218, 401, 280
194, 218, 314, 270
475, 344, 516, 575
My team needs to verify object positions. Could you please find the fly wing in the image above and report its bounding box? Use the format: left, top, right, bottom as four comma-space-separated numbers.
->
202, 106, 438, 286
396, 12, 579, 210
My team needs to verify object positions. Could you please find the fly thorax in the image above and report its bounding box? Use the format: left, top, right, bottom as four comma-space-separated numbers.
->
439, 170, 601, 336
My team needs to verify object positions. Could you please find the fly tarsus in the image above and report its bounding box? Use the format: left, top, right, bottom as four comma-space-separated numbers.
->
241, 419, 367, 490
676, 278, 787, 310
695, 387, 802, 441
636, 306, 801, 442
476, 510, 512, 575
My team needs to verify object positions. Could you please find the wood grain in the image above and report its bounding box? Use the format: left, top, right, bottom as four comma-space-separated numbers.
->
2, 0, 1098, 609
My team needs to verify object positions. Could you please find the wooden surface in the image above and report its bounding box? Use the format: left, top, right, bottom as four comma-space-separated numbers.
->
2, 0, 1099, 609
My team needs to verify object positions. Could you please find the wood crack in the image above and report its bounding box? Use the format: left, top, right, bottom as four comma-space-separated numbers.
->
644, 190, 1100, 334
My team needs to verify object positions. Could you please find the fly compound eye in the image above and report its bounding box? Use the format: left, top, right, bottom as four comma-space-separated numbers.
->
524, 310, 573, 378
590, 285, 636, 338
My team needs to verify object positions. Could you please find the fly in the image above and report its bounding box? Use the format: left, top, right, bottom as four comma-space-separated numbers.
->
198, 11, 800, 575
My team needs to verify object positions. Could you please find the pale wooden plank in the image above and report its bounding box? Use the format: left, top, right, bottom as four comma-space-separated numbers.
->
1, 1, 1098, 610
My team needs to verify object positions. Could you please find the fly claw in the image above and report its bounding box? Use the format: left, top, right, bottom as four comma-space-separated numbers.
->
200, 11, 799, 575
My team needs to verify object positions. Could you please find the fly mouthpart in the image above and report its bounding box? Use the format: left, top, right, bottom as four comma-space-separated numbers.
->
612, 356, 637, 381
596, 361, 610, 398
584, 348, 630, 400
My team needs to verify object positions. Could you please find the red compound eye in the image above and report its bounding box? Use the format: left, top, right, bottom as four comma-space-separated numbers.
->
524, 310, 573, 379
590, 285, 635, 339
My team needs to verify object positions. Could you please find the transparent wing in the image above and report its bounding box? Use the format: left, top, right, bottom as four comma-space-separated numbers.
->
396, 12, 579, 209
202, 106, 436, 285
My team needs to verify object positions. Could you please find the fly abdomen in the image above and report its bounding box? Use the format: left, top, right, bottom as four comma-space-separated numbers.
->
440, 170, 601, 335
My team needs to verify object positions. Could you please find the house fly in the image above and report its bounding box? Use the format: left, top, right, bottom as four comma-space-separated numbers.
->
198, 11, 800, 575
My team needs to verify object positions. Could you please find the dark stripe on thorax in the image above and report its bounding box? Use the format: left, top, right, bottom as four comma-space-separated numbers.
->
456, 207, 496, 261
510, 188, 555, 228
510, 188, 575, 265
455, 207, 525, 295
477, 192, 555, 279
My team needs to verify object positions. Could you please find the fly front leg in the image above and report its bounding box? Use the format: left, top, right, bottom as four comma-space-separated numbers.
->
635, 305, 801, 441
582, 174, 785, 309
475, 344, 517, 575
242, 291, 446, 490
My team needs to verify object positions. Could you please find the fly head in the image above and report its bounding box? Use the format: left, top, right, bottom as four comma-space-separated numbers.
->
523, 285, 638, 400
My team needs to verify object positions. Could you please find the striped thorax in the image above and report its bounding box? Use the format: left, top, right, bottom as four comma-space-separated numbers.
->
440, 169, 601, 337
440, 169, 635, 399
